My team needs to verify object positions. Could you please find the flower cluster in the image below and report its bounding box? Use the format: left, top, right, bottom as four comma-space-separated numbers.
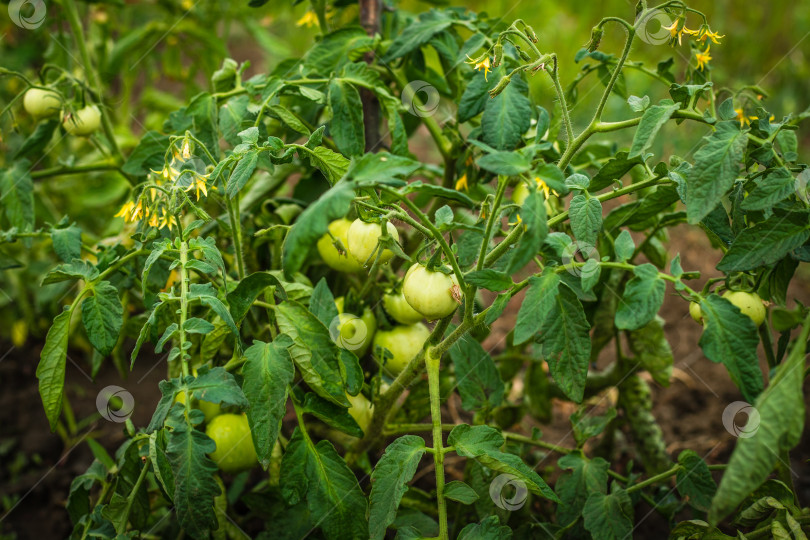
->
663, 20, 723, 72
114, 159, 214, 232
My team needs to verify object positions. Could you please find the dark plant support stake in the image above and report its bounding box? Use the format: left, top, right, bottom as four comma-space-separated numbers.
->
360, 0, 382, 152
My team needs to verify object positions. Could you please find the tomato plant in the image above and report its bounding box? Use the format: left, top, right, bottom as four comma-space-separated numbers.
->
2, 0, 810, 538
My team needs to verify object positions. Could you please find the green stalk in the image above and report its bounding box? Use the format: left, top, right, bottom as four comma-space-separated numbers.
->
426, 346, 449, 540
178, 240, 191, 380
61, 0, 126, 167
228, 194, 246, 280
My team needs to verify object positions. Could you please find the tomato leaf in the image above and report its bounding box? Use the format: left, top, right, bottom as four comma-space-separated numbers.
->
615, 263, 665, 331
709, 317, 808, 523
241, 338, 295, 468
582, 485, 634, 540
36, 308, 73, 431
274, 300, 350, 407
444, 481, 479, 505
538, 282, 591, 402
1, 160, 34, 232
280, 428, 368, 538
514, 271, 560, 346
717, 216, 810, 272
81, 281, 123, 356
448, 424, 559, 502
482, 72, 532, 150
629, 101, 680, 158
165, 405, 221, 538
448, 333, 504, 411
458, 516, 512, 539
569, 195, 603, 247
698, 294, 764, 401
556, 452, 609, 527
328, 79, 365, 156
368, 435, 427, 540
676, 450, 717, 512
226, 150, 258, 198
686, 121, 748, 223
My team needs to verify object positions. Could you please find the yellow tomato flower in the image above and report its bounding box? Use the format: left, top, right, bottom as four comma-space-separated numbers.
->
184, 175, 214, 200
695, 45, 712, 71
455, 174, 468, 191
663, 20, 696, 45
697, 29, 724, 44
114, 201, 135, 221
534, 177, 551, 199
157, 208, 177, 231
297, 11, 319, 28
466, 55, 491, 81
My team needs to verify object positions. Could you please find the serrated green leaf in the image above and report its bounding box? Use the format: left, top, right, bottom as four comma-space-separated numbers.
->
629, 102, 680, 158
741, 168, 796, 211
329, 79, 365, 156
51, 224, 82, 263
686, 122, 748, 223
677, 449, 717, 512
615, 264, 665, 331
482, 74, 532, 151
280, 428, 368, 538
709, 318, 809, 524
188, 366, 248, 408
514, 271, 560, 346
717, 217, 809, 272
444, 481, 479, 504
556, 452, 609, 527
448, 424, 559, 502
465, 269, 513, 291
582, 486, 633, 540
1, 161, 34, 232
382, 10, 454, 62
569, 195, 602, 247
448, 333, 504, 412
81, 281, 123, 356
369, 435, 427, 540
458, 515, 513, 539
165, 405, 221, 538
226, 151, 258, 198
698, 295, 763, 401
241, 338, 294, 468
275, 300, 349, 407
537, 282, 591, 402
476, 152, 531, 176
36, 308, 73, 431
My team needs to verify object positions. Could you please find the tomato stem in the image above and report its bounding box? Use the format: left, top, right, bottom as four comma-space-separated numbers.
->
425, 346, 449, 540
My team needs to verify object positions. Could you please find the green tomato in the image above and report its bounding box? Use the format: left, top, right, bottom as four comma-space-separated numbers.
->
373, 323, 431, 377
347, 219, 400, 266
402, 264, 459, 321
205, 413, 258, 473
722, 290, 767, 327
62, 105, 101, 136
383, 290, 424, 325
347, 393, 373, 432
316, 218, 362, 272
23, 88, 61, 118
689, 301, 702, 323
333, 296, 377, 356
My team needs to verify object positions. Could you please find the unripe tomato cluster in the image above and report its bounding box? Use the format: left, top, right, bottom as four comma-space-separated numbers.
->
21, 88, 101, 137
